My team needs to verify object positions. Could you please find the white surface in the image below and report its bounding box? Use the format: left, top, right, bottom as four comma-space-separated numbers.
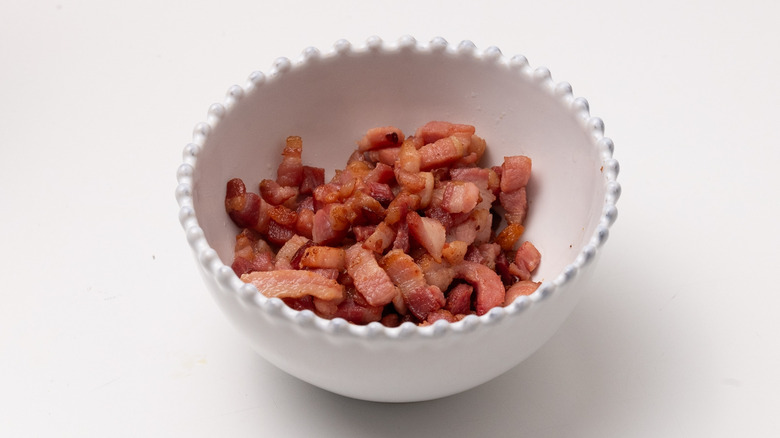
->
1, 0, 778, 436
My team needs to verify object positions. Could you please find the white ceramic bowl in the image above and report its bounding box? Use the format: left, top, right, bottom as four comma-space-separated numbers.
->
176, 36, 620, 402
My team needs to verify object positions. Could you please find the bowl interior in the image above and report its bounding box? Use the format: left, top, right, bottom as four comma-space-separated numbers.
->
192, 46, 606, 285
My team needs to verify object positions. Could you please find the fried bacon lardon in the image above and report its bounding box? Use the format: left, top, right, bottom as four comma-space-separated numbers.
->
225, 121, 541, 326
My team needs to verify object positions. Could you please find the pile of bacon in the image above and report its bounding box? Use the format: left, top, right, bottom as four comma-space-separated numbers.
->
224, 121, 541, 326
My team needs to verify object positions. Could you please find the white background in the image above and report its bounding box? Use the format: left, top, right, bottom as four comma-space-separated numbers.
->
2, 1, 779, 436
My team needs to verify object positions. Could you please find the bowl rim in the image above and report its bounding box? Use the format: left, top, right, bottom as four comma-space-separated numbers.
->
175, 35, 621, 341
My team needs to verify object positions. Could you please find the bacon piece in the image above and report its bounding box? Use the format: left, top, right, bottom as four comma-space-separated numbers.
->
454, 261, 505, 316
417, 254, 455, 292
495, 223, 525, 251
363, 162, 395, 184
508, 261, 531, 281
395, 168, 428, 193
313, 296, 342, 319
486, 168, 501, 195
415, 121, 476, 144
297, 196, 314, 212
266, 220, 296, 246
233, 230, 260, 261
393, 218, 410, 252
500, 155, 532, 193
231, 254, 272, 277
225, 179, 271, 233
259, 179, 298, 206
312, 203, 350, 245
394, 139, 428, 196
458, 134, 486, 166
346, 158, 372, 175
253, 234, 274, 255
277, 136, 304, 187
357, 126, 404, 151
450, 210, 474, 227
445, 283, 473, 315
245, 194, 271, 234
495, 251, 516, 285
475, 187, 496, 211
230, 229, 275, 276
300, 246, 346, 270
225, 178, 248, 213
464, 245, 484, 264
442, 241, 468, 265
309, 268, 340, 280
381, 249, 445, 320
464, 242, 501, 270
405, 135, 425, 149
295, 208, 314, 239
241, 269, 344, 301
345, 244, 398, 307
312, 183, 341, 209
428, 186, 444, 207
505, 280, 541, 304
363, 181, 394, 205
398, 137, 421, 173
332, 174, 358, 198
282, 295, 315, 312
346, 149, 367, 165
425, 309, 458, 324
332, 288, 384, 324
344, 190, 385, 225
450, 167, 499, 208
447, 215, 478, 245
430, 167, 450, 184
352, 225, 376, 242
441, 181, 480, 214
274, 234, 310, 270
289, 239, 315, 269
300, 166, 325, 195
419, 136, 467, 171
515, 241, 541, 273
380, 313, 401, 327
366, 146, 400, 166
362, 221, 395, 254
313, 175, 357, 207
499, 187, 528, 225
447, 208, 492, 246
268, 205, 297, 227
456, 152, 478, 167
391, 290, 408, 316
425, 205, 454, 231
450, 167, 490, 187
385, 191, 420, 225
417, 172, 435, 209
475, 242, 501, 270
407, 211, 446, 262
